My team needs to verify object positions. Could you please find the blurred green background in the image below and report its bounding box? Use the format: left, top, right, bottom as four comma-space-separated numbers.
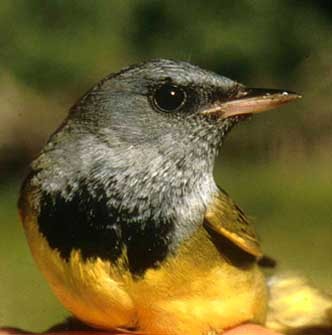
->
0, 0, 331, 332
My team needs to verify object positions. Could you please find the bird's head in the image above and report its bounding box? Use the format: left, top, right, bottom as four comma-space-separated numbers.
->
68, 59, 299, 167
37, 59, 300, 221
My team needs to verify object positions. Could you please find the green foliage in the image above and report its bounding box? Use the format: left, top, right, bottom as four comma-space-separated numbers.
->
1, 0, 332, 93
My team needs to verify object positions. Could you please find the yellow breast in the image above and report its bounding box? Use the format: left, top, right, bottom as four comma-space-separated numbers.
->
21, 201, 267, 335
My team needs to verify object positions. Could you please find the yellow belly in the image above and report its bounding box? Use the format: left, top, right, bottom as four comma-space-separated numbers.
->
21, 206, 267, 335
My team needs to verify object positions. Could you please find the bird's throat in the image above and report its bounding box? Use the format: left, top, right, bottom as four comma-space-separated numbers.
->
33, 143, 217, 277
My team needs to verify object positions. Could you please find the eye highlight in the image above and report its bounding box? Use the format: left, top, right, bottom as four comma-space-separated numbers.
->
152, 84, 187, 112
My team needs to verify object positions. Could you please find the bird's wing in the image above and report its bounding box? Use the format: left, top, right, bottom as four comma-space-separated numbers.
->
204, 188, 263, 257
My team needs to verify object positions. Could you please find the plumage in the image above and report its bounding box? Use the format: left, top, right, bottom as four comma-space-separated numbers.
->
19, 59, 301, 334
205, 188, 262, 258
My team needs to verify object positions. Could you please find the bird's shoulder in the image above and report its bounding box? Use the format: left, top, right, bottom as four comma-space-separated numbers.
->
204, 187, 263, 258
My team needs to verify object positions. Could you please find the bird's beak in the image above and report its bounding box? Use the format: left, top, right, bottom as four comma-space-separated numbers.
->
201, 88, 301, 119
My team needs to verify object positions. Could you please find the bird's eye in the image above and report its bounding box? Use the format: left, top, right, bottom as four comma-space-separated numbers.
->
152, 84, 186, 112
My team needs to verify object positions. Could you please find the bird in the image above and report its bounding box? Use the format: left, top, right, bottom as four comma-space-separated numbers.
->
19, 59, 301, 335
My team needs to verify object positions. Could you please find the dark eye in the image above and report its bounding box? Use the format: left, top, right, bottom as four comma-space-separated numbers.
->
152, 84, 186, 112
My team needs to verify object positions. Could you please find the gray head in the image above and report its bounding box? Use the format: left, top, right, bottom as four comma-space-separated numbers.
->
69, 58, 243, 154
36, 59, 249, 209
28, 59, 299, 275
45, 59, 297, 198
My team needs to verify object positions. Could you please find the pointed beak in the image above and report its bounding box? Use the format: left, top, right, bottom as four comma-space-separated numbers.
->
201, 88, 301, 119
